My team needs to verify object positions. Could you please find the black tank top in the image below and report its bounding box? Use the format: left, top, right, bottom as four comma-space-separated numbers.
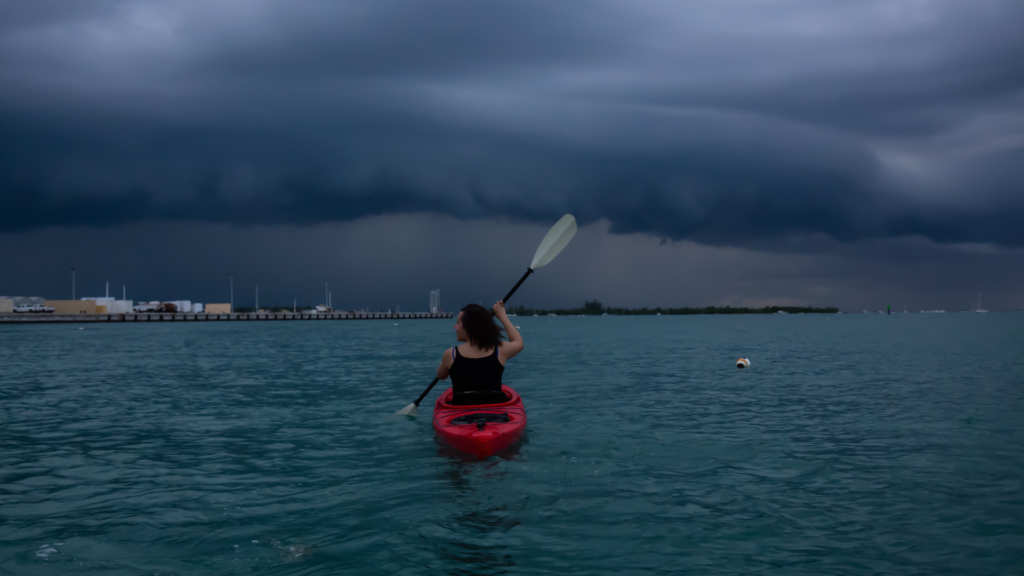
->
449, 345, 504, 399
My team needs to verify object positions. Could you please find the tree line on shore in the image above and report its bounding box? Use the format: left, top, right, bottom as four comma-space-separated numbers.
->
509, 300, 838, 316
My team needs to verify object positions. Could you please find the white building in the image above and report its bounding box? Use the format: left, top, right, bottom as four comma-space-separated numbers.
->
110, 300, 133, 313
165, 300, 192, 313
13, 296, 46, 307
82, 297, 133, 313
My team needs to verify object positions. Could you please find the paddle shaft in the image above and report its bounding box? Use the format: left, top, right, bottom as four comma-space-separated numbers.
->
500, 267, 533, 310
413, 377, 440, 407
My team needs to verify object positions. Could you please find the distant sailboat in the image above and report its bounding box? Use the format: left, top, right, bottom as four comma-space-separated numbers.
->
975, 292, 989, 313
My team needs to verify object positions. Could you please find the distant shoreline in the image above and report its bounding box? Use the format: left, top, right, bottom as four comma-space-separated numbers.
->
511, 303, 839, 316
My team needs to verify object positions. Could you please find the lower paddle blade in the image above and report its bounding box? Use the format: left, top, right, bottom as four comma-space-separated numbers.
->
395, 403, 418, 416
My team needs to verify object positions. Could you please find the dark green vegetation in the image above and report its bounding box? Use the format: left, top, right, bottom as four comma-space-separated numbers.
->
510, 300, 838, 316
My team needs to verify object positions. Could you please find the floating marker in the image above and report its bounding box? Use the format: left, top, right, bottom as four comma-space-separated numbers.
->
736, 358, 750, 368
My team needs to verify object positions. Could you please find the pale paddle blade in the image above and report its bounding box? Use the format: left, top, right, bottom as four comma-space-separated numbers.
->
530, 214, 577, 270
395, 403, 418, 416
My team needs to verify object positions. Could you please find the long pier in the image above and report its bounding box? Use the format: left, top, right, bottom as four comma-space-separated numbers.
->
0, 312, 453, 324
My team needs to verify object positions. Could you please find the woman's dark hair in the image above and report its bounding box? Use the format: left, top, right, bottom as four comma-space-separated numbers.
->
460, 304, 505, 349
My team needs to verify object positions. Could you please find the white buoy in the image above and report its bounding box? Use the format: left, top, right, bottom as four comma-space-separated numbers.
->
736, 358, 750, 368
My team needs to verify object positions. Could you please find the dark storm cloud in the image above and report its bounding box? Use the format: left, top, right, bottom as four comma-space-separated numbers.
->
7, 216, 1024, 312
2, 0, 1023, 245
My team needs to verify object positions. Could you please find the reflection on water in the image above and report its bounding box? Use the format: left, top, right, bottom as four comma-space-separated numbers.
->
434, 457, 520, 575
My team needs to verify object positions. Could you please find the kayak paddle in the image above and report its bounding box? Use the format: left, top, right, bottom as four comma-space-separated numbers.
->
395, 214, 578, 416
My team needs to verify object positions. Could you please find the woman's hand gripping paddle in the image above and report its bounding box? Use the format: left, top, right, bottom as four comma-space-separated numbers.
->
395, 214, 578, 416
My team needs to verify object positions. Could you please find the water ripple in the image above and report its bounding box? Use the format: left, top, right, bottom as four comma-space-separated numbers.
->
1, 315, 1023, 574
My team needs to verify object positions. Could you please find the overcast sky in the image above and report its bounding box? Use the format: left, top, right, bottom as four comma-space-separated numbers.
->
2, 0, 1023, 311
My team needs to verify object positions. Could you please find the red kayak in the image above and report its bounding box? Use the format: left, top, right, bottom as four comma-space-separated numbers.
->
432, 385, 527, 458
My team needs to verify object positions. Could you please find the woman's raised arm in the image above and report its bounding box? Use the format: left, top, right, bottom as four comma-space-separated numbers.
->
493, 300, 524, 360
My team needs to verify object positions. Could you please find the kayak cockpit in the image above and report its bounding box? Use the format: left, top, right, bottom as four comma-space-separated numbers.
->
450, 412, 512, 425
449, 390, 510, 406
440, 387, 519, 407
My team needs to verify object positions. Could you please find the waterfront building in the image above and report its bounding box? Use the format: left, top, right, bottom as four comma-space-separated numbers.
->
45, 300, 97, 314
10, 296, 47, 308
82, 297, 133, 313
165, 300, 192, 313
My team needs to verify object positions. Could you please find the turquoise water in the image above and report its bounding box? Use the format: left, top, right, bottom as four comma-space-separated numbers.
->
2, 315, 1023, 575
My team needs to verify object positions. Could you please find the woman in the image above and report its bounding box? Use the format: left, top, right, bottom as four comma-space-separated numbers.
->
436, 300, 524, 405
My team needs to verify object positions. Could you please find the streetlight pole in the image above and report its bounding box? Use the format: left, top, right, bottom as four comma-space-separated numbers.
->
71, 267, 76, 299
324, 280, 328, 308
228, 274, 234, 313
